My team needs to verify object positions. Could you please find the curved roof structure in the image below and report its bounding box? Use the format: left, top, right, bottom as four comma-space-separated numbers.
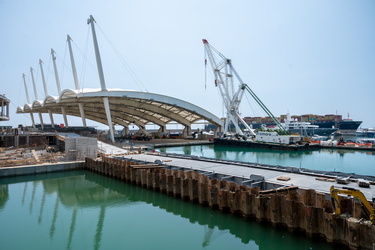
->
17, 88, 223, 133
17, 15, 223, 142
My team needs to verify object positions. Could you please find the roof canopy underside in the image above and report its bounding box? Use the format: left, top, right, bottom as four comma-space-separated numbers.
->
16, 90, 223, 128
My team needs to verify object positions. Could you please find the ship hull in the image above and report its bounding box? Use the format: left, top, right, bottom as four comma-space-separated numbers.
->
250, 121, 362, 131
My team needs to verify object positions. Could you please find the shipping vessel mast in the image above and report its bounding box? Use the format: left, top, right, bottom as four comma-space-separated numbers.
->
202, 39, 285, 136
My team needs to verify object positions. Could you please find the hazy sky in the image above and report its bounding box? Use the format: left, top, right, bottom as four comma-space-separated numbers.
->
1, 0, 374, 129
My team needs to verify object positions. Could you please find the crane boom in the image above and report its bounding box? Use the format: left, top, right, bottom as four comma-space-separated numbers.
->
202, 39, 286, 136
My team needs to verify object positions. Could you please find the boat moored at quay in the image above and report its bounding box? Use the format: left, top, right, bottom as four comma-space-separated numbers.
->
202, 39, 365, 150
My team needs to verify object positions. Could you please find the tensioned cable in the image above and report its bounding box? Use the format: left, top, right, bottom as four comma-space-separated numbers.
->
245, 85, 285, 132
95, 22, 149, 92
46, 55, 55, 95
45, 54, 59, 96
59, 42, 68, 89
70, 25, 98, 90
52, 44, 73, 91
17, 77, 23, 106
244, 90, 262, 118
34, 63, 40, 99
12, 104, 32, 122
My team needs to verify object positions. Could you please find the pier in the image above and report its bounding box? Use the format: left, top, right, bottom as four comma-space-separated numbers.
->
117, 151, 375, 201
1, 142, 374, 248
84, 154, 375, 249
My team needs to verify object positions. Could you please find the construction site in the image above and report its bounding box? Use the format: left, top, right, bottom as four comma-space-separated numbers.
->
1, 14, 374, 249
0, 125, 374, 249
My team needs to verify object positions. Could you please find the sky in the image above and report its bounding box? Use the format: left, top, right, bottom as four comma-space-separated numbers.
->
1, 0, 374, 129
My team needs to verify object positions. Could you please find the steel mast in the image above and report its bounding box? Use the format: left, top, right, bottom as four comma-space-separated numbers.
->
202, 39, 255, 136
87, 15, 115, 143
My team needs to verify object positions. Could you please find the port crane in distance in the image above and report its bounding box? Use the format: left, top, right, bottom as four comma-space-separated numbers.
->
202, 39, 287, 137
330, 185, 375, 222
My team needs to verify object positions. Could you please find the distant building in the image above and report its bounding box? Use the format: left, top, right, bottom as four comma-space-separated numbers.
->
0, 94, 10, 121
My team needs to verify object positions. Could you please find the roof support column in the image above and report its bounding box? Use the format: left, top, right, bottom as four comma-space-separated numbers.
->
39, 59, 55, 127
51, 49, 62, 94
22, 74, 35, 128
39, 60, 48, 97
22, 74, 31, 103
121, 126, 129, 136
137, 125, 147, 135
51, 49, 68, 127
30, 113, 36, 129
61, 107, 69, 127
87, 15, 107, 91
78, 103, 86, 126
158, 125, 166, 137
88, 15, 113, 142
30, 67, 44, 130
67, 35, 86, 127
48, 111, 55, 128
103, 97, 114, 143
38, 113, 44, 130
182, 125, 191, 138
30, 67, 39, 100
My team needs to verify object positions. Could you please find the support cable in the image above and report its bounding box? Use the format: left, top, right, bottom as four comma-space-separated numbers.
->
244, 93, 261, 118
46, 55, 54, 95
245, 85, 286, 132
68, 26, 97, 90
12, 88, 32, 122
95, 23, 148, 92
55, 43, 71, 90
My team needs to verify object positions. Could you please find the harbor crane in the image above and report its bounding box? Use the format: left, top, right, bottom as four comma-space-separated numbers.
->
202, 39, 286, 136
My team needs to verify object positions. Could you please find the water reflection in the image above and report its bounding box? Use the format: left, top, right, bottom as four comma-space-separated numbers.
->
49, 197, 59, 239
158, 144, 375, 175
0, 171, 334, 250
41, 172, 129, 250
0, 184, 8, 209
82, 171, 332, 249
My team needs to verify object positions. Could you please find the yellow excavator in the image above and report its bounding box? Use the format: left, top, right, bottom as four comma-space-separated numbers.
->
330, 185, 375, 222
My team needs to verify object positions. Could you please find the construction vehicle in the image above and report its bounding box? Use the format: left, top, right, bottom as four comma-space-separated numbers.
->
330, 185, 375, 222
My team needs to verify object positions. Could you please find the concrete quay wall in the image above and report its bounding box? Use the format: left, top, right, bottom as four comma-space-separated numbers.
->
85, 156, 375, 249
0, 161, 84, 177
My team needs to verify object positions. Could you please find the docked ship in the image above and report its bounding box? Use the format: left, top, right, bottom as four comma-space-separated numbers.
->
202, 39, 362, 139
242, 114, 361, 135
205, 114, 362, 136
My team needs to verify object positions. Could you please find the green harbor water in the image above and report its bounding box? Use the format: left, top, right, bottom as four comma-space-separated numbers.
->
157, 145, 375, 176
0, 170, 335, 250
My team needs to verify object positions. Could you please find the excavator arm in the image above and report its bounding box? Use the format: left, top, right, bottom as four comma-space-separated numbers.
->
330, 185, 375, 222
